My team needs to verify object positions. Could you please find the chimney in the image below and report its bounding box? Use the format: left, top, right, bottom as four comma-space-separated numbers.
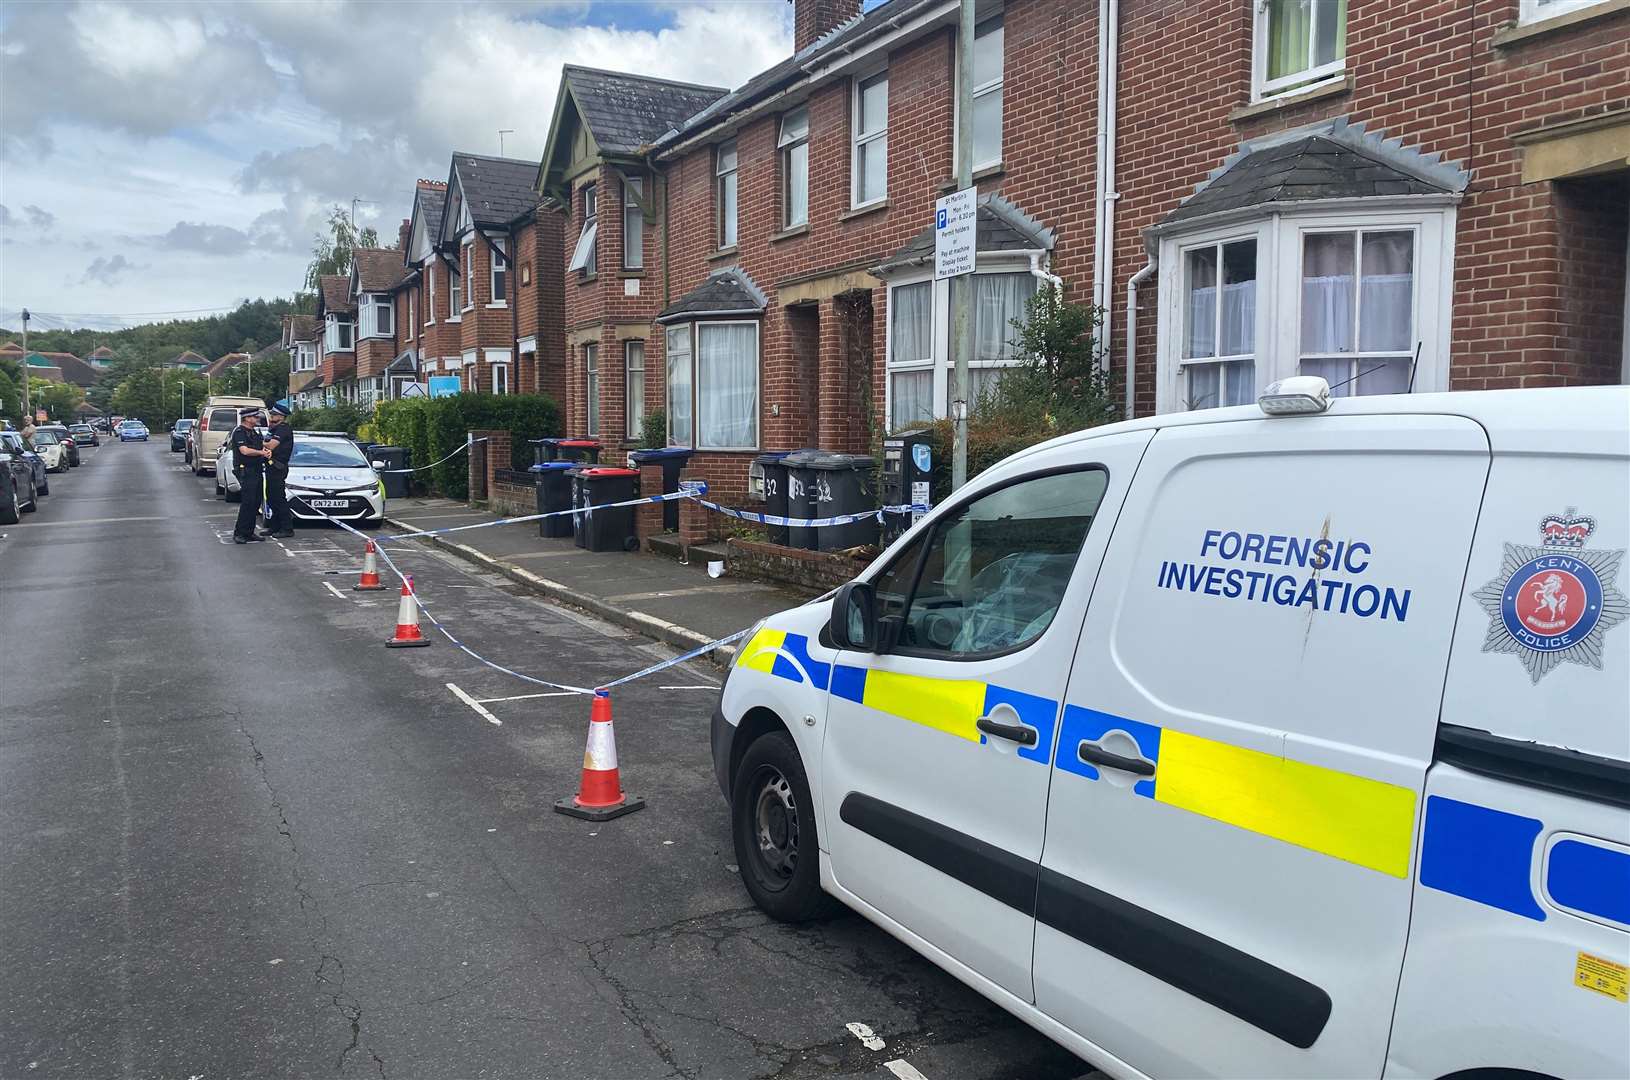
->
397, 218, 411, 252
791, 0, 861, 52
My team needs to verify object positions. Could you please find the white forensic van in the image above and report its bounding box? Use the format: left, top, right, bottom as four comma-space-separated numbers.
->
712, 380, 1629, 1080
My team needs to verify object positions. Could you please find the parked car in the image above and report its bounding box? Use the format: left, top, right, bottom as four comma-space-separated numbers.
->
38, 423, 79, 467
0, 432, 40, 522
217, 431, 384, 527
191, 396, 263, 475
117, 420, 149, 442
712, 381, 1630, 1080
0, 430, 47, 498
69, 423, 99, 447
170, 418, 194, 453
31, 429, 71, 472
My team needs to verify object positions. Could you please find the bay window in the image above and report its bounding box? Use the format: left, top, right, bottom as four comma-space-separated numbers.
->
971, 16, 1004, 169
625, 341, 645, 438
585, 343, 600, 436
1300, 229, 1415, 396
325, 314, 354, 352
779, 108, 809, 229
852, 71, 888, 207
1181, 239, 1257, 409
490, 240, 507, 304
662, 321, 760, 450
888, 282, 934, 429
363, 293, 393, 338
1254, 0, 1346, 100
970, 272, 1036, 403
717, 141, 738, 249
623, 178, 644, 269
666, 325, 692, 448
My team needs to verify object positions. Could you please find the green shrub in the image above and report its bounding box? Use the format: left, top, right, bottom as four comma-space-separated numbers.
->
373, 393, 561, 500
288, 401, 369, 436
639, 407, 667, 449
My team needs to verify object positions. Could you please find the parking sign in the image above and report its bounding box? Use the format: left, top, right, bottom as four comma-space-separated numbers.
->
934, 187, 977, 280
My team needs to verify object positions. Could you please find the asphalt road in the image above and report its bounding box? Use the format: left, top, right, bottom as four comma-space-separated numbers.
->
0, 439, 1092, 1080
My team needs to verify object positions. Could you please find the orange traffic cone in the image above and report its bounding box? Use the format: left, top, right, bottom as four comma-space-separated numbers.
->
353, 540, 387, 591
385, 576, 432, 648
554, 691, 645, 821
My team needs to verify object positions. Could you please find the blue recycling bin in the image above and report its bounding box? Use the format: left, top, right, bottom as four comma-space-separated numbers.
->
628, 446, 694, 532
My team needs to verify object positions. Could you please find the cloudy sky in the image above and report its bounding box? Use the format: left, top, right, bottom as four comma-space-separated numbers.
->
0, 0, 800, 332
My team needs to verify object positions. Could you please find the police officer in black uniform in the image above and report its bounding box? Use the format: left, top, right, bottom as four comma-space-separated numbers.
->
259, 400, 295, 539
229, 407, 270, 543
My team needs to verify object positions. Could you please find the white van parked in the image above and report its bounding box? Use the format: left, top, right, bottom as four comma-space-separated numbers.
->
713, 381, 1629, 1080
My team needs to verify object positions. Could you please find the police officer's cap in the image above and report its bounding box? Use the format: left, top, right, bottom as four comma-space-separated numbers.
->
239, 406, 261, 418
269, 400, 290, 416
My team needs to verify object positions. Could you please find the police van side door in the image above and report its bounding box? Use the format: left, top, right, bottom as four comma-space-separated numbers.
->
821, 430, 1153, 1003
1035, 415, 1490, 1078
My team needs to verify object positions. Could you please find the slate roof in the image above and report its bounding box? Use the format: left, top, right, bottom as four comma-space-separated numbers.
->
319, 275, 355, 315
286, 314, 319, 344
353, 246, 413, 292
288, 369, 323, 395
170, 350, 209, 367
415, 180, 447, 241
657, 267, 768, 323
24, 350, 102, 386
449, 153, 543, 227
563, 66, 728, 154
1162, 134, 1454, 227
874, 195, 1055, 277
202, 352, 250, 378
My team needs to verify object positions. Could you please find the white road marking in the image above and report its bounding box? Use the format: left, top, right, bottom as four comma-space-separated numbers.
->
656, 684, 719, 691
884, 1060, 929, 1080
447, 682, 503, 726
7, 514, 167, 527
473, 691, 578, 704
322, 582, 348, 600
845, 1022, 886, 1051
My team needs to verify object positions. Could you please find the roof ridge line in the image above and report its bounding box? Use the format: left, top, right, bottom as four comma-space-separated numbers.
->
563, 63, 729, 94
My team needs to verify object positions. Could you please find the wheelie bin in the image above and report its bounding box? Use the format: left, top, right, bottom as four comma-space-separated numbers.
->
530, 437, 564, 466
373, 445, 412, 499
782, 450, 824, 550
627, 446, 694, 532
807, 452, 879, 551
557, 439, 601, 465
570, 467, 641, 552
530, 461, 577, 538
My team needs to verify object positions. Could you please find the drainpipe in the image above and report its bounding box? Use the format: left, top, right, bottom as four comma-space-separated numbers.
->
1125, 254, 1156, 420
1028, 251, 1062, 292
1092, 0, 1121, 367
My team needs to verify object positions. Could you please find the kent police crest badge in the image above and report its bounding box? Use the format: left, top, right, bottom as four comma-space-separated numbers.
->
1471, 509, 1627, 683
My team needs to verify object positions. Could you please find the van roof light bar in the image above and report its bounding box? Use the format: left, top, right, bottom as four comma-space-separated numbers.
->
1259, 376, 1332, 416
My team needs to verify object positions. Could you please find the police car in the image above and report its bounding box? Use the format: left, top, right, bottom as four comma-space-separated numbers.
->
713, 380, 1629, 1080
217, 431, 386, 526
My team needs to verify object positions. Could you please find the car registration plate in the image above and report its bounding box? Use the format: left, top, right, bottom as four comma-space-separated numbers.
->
308, 498, 349, 509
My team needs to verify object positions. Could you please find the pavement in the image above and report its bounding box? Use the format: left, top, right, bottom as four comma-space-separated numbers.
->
0, 439, 1094, 1080
383, 496, 815, 662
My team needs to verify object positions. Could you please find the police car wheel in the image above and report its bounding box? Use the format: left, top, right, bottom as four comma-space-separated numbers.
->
731, 732, 835, 923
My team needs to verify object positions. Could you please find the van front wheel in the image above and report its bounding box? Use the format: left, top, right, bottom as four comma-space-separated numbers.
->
731, 731, 837, 923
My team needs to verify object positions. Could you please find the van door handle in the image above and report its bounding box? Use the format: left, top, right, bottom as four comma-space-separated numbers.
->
1078, 742, 1155, 776
976, 716, 1038, 746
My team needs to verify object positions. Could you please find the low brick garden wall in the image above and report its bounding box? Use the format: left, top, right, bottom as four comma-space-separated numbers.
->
725, 538, 872, 593
490, 469, 538, 517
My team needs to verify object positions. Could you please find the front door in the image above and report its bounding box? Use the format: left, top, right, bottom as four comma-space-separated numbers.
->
821, 431, 1152, 1001
1034, 415, 1491, 1077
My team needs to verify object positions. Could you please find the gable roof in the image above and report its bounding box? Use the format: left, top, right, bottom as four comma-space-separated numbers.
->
563, 66, 728, 155
285, 314, 319, 344
87, 346, 115, 360
657, 267, 768, 323
202, 352, 250, 378
352, 246, 413, 293
319, 275, 355, 315
23, 348, 104, 386
408, 180, 448, 262
443, 153, 542, 238
0, 341, 23, 357
170, 350, 209, 368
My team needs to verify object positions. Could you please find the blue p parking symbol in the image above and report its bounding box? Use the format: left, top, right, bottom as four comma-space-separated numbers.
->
937, 208, 947, 229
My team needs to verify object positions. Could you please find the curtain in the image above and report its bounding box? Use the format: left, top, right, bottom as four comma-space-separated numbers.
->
891, 282, 932, 363
1266, 0, 1311, 80
974, 273, 1035, 361
697, 323, 757, 448
1184, 246, 1217, 358
1359, 231, 1413, 352
1301, 232, 1355, 353
666, 326, 692, 447
891, 371, 933, 429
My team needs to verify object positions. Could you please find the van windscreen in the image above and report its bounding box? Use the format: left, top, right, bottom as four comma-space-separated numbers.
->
210, 409, 238, 431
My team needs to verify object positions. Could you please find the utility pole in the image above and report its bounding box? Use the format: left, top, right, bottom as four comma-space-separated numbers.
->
20, 308, 30, 422
950, 0, 976, 491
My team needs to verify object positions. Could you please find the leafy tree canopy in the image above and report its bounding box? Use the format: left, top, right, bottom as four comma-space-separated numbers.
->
304, 206, 381, 291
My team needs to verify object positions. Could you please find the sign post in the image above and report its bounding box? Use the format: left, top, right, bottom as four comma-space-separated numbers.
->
945, 0, 977, 491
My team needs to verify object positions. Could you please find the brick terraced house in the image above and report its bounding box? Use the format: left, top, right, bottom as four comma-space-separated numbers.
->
530, 0, 1625, 512
349, 246, 414, 408
315, 274, 356, 405
282, 314, 322, 410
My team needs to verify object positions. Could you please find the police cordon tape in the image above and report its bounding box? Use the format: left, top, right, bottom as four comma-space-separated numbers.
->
373, 435, 488, 475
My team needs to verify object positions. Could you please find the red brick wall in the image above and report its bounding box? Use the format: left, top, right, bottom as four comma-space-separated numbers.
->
514, 210, 567, 402
354, 332, 394, 381
795, 0, 861, 52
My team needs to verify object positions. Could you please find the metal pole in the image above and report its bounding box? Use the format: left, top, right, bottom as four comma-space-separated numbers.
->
950, 0, 976, 491
20, 308, 30, 422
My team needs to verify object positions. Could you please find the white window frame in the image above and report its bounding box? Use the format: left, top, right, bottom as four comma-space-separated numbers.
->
461, 348, 477, 393
569, 183, 598, 275
1176, 233, 1264, 411
716, 140, 739, 250
488, 347, 512, 395
624, 340, 645, 439
424, 263, 436, 326
1520, 0, 1610, 23
623, 177, 645, 269
1153, 203, 1456, 414
779, 108, 809, 229
585, 343, 600, 437
325, 314, 354, 353
461, 239, 475, 312
851, 69, 889, 209
884, 279, 935, 431
488, 239, 507, 307
406, 289, 415, 340
447, 259, 462, 321
666, 324, 692, 448
1251, 0, 1347, 102
663, 320, 761, 450
882, 259, 1039, 429
967, 14, 1004, 171
362, 292, 393, 339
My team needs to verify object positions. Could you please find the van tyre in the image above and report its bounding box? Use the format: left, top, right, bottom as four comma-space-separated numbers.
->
731, 731, 837, 923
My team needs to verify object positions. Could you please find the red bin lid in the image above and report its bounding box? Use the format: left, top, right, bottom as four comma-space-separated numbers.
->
558, 439, 601, 448
579, 467, 638, 477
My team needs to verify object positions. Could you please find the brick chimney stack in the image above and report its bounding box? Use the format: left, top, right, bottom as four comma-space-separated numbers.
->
791, 0, 862, 52
397, 218, 411, 252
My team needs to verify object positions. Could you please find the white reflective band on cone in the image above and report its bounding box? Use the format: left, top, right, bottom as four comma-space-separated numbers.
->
583, 718, 619, 772
396, 590, 417, 625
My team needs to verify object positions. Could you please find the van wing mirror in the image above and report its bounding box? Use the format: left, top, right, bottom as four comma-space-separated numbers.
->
830, 581, 878, 652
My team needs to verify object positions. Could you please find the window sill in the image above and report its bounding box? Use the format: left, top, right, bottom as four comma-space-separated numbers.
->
708, 245, 739, 263
445, 316, 461, 324
936, 164, 1005, 193
770, 223, 810, 243
486, 302, 508, 309
1232, 75, 1352, 123
840, 199, 889, 223
462, 306, 476, 315
576, 272, 598, 283
1494, 0, 1629, 47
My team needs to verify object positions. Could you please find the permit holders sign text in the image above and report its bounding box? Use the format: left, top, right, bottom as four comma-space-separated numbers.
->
1157, 529, 1412, 623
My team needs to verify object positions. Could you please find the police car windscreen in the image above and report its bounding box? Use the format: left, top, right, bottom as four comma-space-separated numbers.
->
291, 440, 368, 468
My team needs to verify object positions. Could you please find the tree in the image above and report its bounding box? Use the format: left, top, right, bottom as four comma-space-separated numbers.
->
215, 354, 289, 399
304, 206, 380, 291
35, 379, 85, 421
108, 368, 207, 429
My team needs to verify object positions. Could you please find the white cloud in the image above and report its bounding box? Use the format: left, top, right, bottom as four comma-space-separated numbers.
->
81, 254, 140, 285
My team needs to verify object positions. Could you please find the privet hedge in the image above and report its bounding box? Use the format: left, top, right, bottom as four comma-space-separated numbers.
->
373, 393, 561, 500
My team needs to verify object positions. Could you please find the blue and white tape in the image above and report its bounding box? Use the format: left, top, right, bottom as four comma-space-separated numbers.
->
376, 485, 710, 542
375, 436, 488, 474
692, 499, 930, 529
